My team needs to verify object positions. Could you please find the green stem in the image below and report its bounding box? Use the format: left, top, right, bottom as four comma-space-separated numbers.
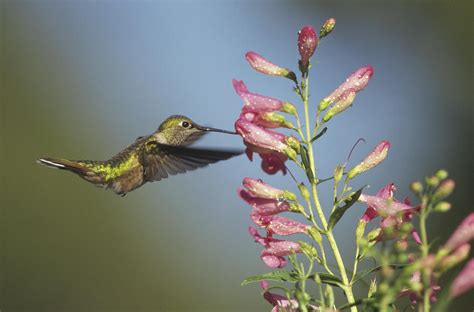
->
419, 199, 431, 312
301, 74, 357, 312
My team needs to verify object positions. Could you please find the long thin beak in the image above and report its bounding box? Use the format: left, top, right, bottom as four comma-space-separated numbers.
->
195, 125, 238, 135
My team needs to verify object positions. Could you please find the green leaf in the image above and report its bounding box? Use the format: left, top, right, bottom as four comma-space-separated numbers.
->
309, 273, 344, 288
241, 270, 299, 286
300, 145, 315, 184
310, 127, 328, 143
327, 188, 364, 231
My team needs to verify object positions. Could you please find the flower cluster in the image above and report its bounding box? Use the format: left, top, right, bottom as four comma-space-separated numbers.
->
233, 18, 473, 312
239, 178, 309, 268
233, 80, 300, 175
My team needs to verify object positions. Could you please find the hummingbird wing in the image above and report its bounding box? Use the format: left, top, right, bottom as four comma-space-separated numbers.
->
141, 141, 242, 181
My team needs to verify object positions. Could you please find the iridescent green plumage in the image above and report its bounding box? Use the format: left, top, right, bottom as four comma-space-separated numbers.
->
38, 115, 241, 195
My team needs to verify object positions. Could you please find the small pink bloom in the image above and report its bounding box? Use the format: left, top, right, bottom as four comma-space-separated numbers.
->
360, 183, 421, 244
450, 259, 474, 299
251, 213, 309, 236
444, 213, 474, 252
347, 140, 390, 179
399, 270, 440, 304
238, 189, 290, 215
297, 25, 318, 66
324, 65, 374, 105
249, 227, 300, 268
233, 80, 285, 113
240, 111, 281, 129
245, 52, 294, 79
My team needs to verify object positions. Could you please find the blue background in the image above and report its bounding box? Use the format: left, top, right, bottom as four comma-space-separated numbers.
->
1, 1, 472, 311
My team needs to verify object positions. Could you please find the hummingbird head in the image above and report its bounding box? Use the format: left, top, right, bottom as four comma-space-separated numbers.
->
157, 115, 237, 146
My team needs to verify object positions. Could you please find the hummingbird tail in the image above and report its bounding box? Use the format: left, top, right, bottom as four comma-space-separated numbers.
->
37, 157, 104, 184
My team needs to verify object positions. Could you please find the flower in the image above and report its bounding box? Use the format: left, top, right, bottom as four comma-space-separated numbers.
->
450, 259, 474, 299
233, 80, 295, 114
260, 281, 299, 312
245, 52, 296, 81
249, 227, 301, 268
322, 90, 357, 122
235, 118, 297, 168
319, 65, 374, 111
319, 18, 336, 38
399, 270, 441, 304
260, 153, 288, 175
240, 111, 294, 129
242, 177, 296, 201
297, 25, 318, 67
239, 188, 290, 215
251, 213, 309, 236
443, 213, 474, 252
347, 140, 390, 179
359, 183, 421, 244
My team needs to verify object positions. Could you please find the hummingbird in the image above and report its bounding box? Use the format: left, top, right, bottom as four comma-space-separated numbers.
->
37, 115, 242, 196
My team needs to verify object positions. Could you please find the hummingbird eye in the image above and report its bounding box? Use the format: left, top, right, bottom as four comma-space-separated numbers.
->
181, 121, 191, 128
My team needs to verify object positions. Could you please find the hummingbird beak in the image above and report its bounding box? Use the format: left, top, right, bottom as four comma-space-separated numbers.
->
195, 125, 238, 135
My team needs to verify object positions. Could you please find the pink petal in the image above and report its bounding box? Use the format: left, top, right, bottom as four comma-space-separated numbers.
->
235, 119, 288, 153
260, 153, 287, 175
325, 65, 374, 104
359, 194, 415, 216
297, 25, 318, 65
251, 214, 309, 236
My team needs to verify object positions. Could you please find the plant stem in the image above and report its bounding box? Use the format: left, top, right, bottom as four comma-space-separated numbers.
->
301, 74, 357, 312
419, 198, 431, 312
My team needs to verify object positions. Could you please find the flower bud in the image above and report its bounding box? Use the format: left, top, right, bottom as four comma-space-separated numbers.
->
243, 178, 296, 201
298, 183, 311, 202
308, 226, 322, 244
435, 169, 448, 180
261, 112, 295, 129
322, 90, 356, 122
347, 140, 391, 179
289, 202, 306, 214
333, 165, 344, 185
319, 18, 336, 38
434, 201, 451, 212
433, 179, 455, 201
285, 136, 301, 152
281, 102, 297, 115
368, 227, 381, 242
368, 279, 377, 298
410, 181, 423, 194
325, 285, 335, 307
356, 220, 366, 245
318, 98, 331, 111
298, 241, 318, 259
297, 25, 318, 70
425, 175, 440, 188
245, 51, 296, 82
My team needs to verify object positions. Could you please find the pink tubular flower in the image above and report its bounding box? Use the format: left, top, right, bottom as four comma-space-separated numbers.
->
260, 153, 288, 175
450, 259, 474, 299
235, 119, 289, 153
251, 213, 309, 236
245, 52, 295, 80
242, 177, 295, 201
347, 140, 391, 179
233, 80, 289, 113
297, 25, 318, 67
238, 188, 290, 215
319, 65, 374, 111
249, 227, 300, 268
260, 281, 298, 312
359, 183, 421, 244
443, 213, 474, 252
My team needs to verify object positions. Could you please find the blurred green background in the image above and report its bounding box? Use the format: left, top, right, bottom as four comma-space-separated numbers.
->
1, 1, 472, 311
